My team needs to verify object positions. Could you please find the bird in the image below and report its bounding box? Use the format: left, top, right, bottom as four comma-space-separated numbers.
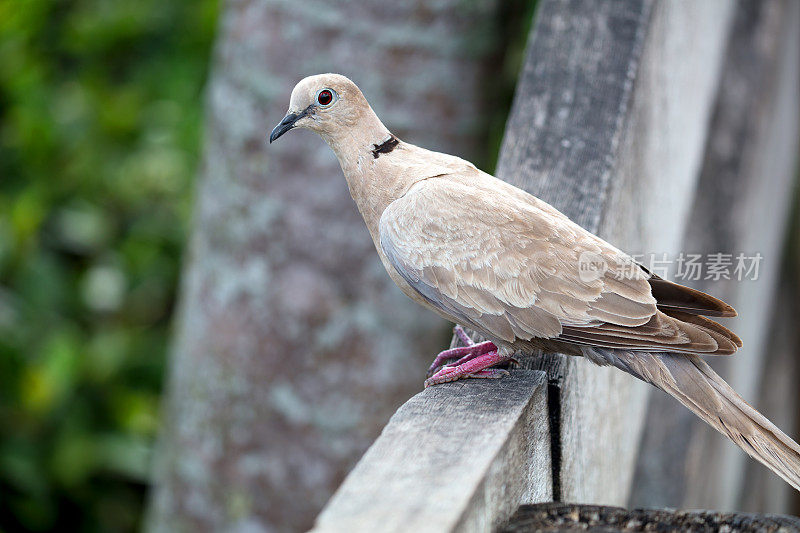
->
269, 73, 800, 491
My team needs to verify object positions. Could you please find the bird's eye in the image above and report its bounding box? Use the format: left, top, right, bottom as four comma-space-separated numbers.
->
317, 89, 334, 107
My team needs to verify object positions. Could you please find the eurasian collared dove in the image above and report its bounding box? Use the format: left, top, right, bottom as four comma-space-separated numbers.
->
269, 73, 800, 491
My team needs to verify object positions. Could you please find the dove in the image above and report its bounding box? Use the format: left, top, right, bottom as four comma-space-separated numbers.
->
269, 73, 800, 491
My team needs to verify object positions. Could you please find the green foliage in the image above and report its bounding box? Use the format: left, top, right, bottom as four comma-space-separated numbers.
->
485, 0, 539, 173
0, 0, 219, 530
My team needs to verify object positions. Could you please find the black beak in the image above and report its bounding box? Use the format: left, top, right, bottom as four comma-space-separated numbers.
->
269, 105, 313, 143
269, 112, 299, 143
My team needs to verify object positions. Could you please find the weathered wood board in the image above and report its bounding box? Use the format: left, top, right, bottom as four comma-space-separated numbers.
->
500, 502, 800, 532
631, 0, 800, 511
494, 0, 734, 503
312, 371, 551, 533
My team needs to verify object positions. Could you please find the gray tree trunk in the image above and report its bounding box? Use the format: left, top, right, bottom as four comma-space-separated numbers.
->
146, 1, 503, 531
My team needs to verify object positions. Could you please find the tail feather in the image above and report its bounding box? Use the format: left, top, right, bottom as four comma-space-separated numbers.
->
560, 311, 737, 356
662, 310, 743, 349
646, 274, 738, 317
581, 347, 800, 490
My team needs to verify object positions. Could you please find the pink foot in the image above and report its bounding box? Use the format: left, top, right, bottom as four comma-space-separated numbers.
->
426, 339, 497, 377
424, 351, 512, 388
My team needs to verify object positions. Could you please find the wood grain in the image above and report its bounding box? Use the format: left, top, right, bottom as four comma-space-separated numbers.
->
500, 502, 800, 532
491, 0, 736, 503
312, 371, 551, 533
631, 0, 800, 511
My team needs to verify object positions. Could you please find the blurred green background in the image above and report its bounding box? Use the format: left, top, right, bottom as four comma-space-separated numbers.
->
0, 0, 219, 530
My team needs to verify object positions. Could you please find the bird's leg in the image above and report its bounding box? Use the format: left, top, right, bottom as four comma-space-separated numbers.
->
426, 340, 497, 377
453, 325, 474, 346
424, 351, 513, 388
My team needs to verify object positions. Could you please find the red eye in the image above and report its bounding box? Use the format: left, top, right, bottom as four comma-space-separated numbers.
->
317, 89, 333, 106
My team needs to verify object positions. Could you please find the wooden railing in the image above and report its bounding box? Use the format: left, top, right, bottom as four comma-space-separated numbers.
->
313, 372, 549, 532
312, 0, 800, 530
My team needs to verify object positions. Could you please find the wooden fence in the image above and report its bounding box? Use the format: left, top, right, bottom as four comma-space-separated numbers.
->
311, 0, 800, 530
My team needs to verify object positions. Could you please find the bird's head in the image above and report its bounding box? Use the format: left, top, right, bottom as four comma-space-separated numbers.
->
269, 73, 370, 144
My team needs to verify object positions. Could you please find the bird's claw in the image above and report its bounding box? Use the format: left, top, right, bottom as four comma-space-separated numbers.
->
425, 339, 497, 377
424, 350, 512, 388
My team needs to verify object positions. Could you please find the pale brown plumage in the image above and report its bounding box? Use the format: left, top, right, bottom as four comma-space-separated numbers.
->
379, 175, 740, 356
270, 73, 799, 491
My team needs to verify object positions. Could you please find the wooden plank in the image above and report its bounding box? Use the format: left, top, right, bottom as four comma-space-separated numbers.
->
493, 0, 735, 503
631, 0, 800, 511
500, 503, 800, 531
741, 286, 800, 512
311, 371, 551, 533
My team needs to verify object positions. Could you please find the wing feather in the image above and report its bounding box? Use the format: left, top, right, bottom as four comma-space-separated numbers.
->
379, 175, 739, 355
379, 178, 656, 341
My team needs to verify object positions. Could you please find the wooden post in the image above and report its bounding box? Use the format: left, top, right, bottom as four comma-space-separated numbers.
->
631, 0, 800, 511
495, 0, 734, 503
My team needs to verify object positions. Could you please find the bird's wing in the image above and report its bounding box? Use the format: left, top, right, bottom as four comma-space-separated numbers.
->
379, 177, 735, 353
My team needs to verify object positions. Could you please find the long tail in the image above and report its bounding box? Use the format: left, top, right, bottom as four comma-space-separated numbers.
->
581, 346, 800, 490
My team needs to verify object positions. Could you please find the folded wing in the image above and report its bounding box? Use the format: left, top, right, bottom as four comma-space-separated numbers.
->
379, 177, 739, 355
